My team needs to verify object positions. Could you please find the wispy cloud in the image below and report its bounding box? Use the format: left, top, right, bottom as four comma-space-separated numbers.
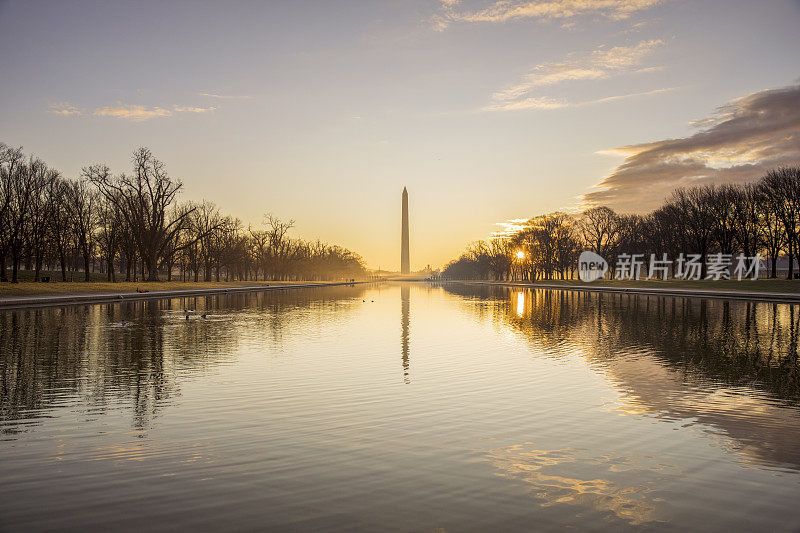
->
584, 83, 800, 212
93, 104, 173, 121
587, 86, 675, 104
50, 99, 218, 121
173, 105, 218, 113
486, 40, 663, 110
501, 40, 662, 94
483, 86, 676, 111
198, 92, 252, 100
433, 0, 665, 30
48, 102, 83, 116
491, 217, 530, 238
484, 96, 569, 111
90, 103, 216, 121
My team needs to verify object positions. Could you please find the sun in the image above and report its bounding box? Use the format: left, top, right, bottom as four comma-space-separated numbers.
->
516, 250, 525, 259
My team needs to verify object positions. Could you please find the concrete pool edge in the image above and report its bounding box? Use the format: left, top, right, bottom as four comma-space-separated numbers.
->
0, 281, 369, 310
440, 280, 800, 304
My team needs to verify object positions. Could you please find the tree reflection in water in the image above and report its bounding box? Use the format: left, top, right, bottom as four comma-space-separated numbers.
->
441, 283, 800, 470
0, 286, 369, 435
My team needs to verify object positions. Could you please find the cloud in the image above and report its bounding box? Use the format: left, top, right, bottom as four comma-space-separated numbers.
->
487, 40, 663, 109
93, 104, 173, 121
484, 96, 569, 111
588, 86, 675, 104
483, 86, 676, 111
198, 92, 252, 100
92, 104, 216, 121
48, 102, 83, 116
491, 218, 530, 238
173, 105, 217, 113
584, 83, 800, 212
433, 0, 664, 30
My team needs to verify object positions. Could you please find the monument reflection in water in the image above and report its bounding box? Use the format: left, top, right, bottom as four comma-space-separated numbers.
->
401, 285, 410, 383
2, 283, 800, 531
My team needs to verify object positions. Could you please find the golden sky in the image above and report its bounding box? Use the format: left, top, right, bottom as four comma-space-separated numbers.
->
1, 0, 799, 269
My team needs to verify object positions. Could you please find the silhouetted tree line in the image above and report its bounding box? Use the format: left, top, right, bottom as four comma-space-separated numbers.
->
0, 144, 366, 282
442, 167, 800, 281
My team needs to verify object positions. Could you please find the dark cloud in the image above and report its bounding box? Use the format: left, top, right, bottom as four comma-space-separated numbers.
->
585, 83, 800, 212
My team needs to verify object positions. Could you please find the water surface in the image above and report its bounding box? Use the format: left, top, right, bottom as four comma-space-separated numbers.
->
2, 283, 800, 531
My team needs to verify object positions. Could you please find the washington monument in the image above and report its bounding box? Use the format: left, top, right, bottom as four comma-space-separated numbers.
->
401, 187, 410, 275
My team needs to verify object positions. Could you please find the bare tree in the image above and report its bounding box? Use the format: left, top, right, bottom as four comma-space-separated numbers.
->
761, 167, 800, 279
248, 226, 270, 280
707, 184, 738, 254
670, 187, 714, 278
488, 238, 513, 281
28, 169, 59, 281
0, 144, 25, 281
579, 206, 621, 259
6, 156, 49, 282
649, 203, 684, 262
95, 189, 122, 281
86, 148, 194, 281
66, 179, 97, 281
264, 214, 295, 280
192, 201, 225, 281
731, 183, 763, 259
46, 177, 72, 281
760, 205, 785, 278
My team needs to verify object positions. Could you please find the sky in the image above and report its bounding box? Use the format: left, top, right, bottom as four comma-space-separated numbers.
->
1, 0, 799, 270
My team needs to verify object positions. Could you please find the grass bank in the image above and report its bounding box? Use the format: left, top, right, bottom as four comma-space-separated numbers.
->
0, 279, 344, 298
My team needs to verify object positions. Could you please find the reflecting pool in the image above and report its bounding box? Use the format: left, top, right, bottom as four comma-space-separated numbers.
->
2, 283, 800, 531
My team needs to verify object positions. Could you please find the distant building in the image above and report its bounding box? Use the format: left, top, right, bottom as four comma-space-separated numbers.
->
764, 256, 800, 278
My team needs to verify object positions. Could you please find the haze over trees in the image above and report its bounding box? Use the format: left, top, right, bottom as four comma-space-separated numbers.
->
442, 167, 800, 281
0, 143, 366, 283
